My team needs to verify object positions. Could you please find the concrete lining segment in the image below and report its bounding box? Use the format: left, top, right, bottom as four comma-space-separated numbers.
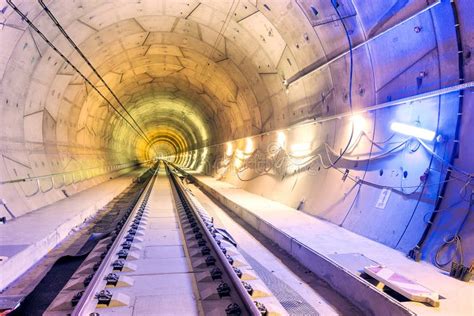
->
190, 174, 474, 316
0, 171, 141, 292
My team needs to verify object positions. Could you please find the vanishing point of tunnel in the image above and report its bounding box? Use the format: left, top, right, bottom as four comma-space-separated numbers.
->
0, 1, 473, 315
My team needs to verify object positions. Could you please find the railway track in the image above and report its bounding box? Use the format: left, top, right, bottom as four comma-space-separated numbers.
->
42, 161, 286, 315
42, 164, 159, 315
167, 163, 273, 315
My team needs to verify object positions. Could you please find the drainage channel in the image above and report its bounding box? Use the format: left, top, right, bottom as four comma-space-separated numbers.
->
42, 164, 159, 315
165, 162, 287, 316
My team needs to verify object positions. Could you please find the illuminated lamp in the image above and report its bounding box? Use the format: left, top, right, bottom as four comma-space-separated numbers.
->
390, 122, 435, 141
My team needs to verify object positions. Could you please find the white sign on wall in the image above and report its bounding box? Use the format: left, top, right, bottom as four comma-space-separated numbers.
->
376, 188, 391, 209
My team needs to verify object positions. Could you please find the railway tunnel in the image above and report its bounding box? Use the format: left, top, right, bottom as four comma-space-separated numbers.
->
0, 0, 473, 315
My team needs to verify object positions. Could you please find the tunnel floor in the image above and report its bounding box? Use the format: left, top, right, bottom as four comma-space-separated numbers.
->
0, 164, 471, 315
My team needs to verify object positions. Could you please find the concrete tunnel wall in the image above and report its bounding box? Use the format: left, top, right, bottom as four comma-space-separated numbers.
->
0, 0, 473, 270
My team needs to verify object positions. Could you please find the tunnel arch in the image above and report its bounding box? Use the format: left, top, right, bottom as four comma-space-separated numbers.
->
0, 0, 472, 270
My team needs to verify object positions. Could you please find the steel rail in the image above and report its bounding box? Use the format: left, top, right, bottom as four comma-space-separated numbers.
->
165, 161, 262, 316
71, 166, 158, 316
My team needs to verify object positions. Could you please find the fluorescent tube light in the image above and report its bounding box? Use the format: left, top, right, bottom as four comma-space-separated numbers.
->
390, 122, 435, 141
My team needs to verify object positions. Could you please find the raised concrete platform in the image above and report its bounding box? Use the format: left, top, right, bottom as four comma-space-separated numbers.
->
189, 174, 473, 316
0, 171, 142, 292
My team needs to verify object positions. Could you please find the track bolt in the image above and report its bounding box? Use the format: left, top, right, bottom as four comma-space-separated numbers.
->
201, 246, 211, 255
242, 281, 253, 295
225, 303, 242, 315
211, 267, 223, 280
71, 290, 84, 307
117, 249, 128, 259
96, 289, 113, 305
84, 274, 94, 287
205, 255, 216, 266
105, 273, 119, 286
217, 282, 231, 297
233, 267, 242, 278
112, 259, 125, 270
93, 262, 101, 271
254, 301, 268, 315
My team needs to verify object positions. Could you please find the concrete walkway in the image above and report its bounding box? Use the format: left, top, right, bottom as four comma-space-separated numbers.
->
193, 175, 474, 316
188, 181, 357, 315
0, 171, 141, 291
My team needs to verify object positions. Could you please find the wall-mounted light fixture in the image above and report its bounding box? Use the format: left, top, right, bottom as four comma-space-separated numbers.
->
290, 143, 311, 156
277, 131, 286, 148
245, 138, 253, 154
234, 149, 244, 169
390, 122, 436, 141
350, 114, 366, 135
226, 142, 233, 156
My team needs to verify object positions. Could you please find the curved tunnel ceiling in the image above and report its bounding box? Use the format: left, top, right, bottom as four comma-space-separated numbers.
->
3, 0, 445, 166
4, 0, 287, 164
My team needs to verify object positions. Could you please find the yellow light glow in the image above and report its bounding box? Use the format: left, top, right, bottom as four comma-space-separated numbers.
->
350, 115, 366, 135
226, 142, 233, 156
245, 138, 253, 153
276, 131, 286, 148
235, 149, 245, 160
234, 154, 243, 169
290, 143, 311, 156
196, 147, 209, 172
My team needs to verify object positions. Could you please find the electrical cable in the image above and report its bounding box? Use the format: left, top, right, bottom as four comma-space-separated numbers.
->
37, 0, 152, 146
229, 132, 472, 194
216, 1, 473, 267
423, 199, 465, 225
339, 110, 380, 226
325, 1, 355, 168
395, 107, 443, 249
435, 235, 463, 267
434, 194, 472, 267
5, 0, 152, 146
418, 139, 471, 177
324, 140, 409, 162
412, 0, 467, 261
216, 2, 471, 253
